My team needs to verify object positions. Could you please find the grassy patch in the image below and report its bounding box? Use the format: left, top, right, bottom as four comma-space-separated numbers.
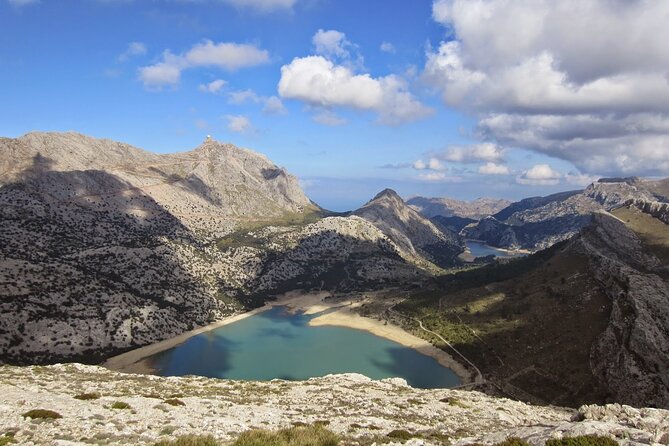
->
0, 433, 16, 446
545, 435, 618, 446
111, 401, 132, 410
494, 438, 529, 446
386, 430, 415, 441
73, 392, 101, 401
164, 399, 186, 407
154, 435, 218, 446
22, 409, 62, 420
612, 206, 669, 267
231, 424, 339, 446
440, 397, 469, 409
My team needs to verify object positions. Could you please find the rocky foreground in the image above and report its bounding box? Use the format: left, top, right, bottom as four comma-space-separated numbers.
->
0, 365, 667, 446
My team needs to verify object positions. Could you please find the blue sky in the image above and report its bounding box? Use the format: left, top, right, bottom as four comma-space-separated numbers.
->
2, 0, 668, 211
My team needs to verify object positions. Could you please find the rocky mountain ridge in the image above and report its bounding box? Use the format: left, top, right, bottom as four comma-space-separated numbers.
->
0, 364, 667, 446
462, 178, 669, 251
407, 196, 512, 219
0, 132, 463, 365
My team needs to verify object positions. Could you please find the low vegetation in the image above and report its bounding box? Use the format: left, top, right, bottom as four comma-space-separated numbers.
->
545, 435, 618, 446
0, 434, 16, 446
164, 398, 186, 406
21, 409, 62, 420
231, 424, 339, 446
73, 392, 100, 400
110, 401, 132, 410
494, 438, 529, 446
154, 435, 218, 446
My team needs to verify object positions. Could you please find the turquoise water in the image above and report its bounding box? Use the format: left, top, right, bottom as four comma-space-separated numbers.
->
148, 306, 461, 389
466, 240, 518, 258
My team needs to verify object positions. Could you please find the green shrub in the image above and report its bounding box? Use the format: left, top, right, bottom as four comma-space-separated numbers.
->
231, 425, 339, 446
22, 409, 62, 420
545, 436, 618, 446
0, 433, 16, 446
387, 430, 414, 441
494, 438, 529, 446
154, 435, 218, 446
111, 401, 131, 410
74, 392, 100, 401
164, 399, 186, 407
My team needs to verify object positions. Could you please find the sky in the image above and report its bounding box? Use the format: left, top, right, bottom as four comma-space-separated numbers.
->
1, 0, 668, 211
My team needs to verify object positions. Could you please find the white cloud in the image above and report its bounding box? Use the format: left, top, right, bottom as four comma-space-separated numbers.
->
312, 109, 346, 126
224, 115, 254, 134
427, 0, 669, 177
380, 42, 396, 53
440, 143, 504, 163
139, 59, 182, 89
139, 40, 269, 88
413, 158, 446, 171
198, 79, 227, 94
478, 162, 510, 175
278, 55, 432, 125
313, 29, 350, 59
418, 172, 462, 182
118, 42, 147, 62
219, 0, 296, 13
227, 89, 287, 115
7, 0, 38, 6
263, 96, 287, 115
565, 171, 600, 187
516, 164, 561, 186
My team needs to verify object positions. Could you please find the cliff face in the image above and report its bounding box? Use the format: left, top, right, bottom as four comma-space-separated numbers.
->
0, 364, 667, 446
569, 212, 669, 408
463, 179, 669, 251
354, 189, 464, 268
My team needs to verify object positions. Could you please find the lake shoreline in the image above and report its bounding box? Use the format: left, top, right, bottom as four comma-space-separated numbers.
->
103, 291, 472, 384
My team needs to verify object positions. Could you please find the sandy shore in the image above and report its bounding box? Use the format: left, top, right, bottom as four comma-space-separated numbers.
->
103, 291, 471, 384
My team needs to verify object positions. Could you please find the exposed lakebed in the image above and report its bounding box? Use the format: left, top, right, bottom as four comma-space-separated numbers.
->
147, 306, 461, 389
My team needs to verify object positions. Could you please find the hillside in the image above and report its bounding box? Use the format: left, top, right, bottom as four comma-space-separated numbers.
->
392, 206, 669, 408
407, 196, 511, 219
0, 132, 464, 365
354, 189, 464, 268
0, 364, 667, 446
462, 178, 669, 251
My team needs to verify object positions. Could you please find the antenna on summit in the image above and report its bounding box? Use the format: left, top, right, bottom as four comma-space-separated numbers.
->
206, 134, 212, 140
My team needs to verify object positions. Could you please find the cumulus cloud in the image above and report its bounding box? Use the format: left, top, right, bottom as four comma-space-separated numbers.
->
413, 158, 446, 171
427, 0, 669, 177
139, 40, 269, 88
478, 162, 510, 175
439, 143, 504, 163
199, 79, 227, 94
227, 89, 287, 115
313, 29, 351, 59
224, 114, 254, 134
118, 42, 147, 62
516, 164, 561, 186
278, 55, 432, 125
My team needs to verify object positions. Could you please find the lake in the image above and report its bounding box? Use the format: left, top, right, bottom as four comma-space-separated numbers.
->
148, 306, 461, 389
465, 240, 519, 259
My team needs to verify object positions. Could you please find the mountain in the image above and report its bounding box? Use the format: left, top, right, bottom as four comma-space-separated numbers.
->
1, 364, 667, 446
395, 204, 669, 408
353, 189, 464, 268
407, 196, 512, 219
0, 132, 465, 365
462, 178, 669, 250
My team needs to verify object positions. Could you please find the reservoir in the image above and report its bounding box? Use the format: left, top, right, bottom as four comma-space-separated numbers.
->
147, 306, 461, 389
465, 240, 519, 259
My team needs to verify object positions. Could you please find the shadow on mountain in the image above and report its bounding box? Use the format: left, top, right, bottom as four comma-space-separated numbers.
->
0, 154, 224, 366
147, 165, 222, 206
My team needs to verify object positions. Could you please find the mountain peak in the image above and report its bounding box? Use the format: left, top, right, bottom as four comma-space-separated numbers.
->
372, 188, 402, 202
